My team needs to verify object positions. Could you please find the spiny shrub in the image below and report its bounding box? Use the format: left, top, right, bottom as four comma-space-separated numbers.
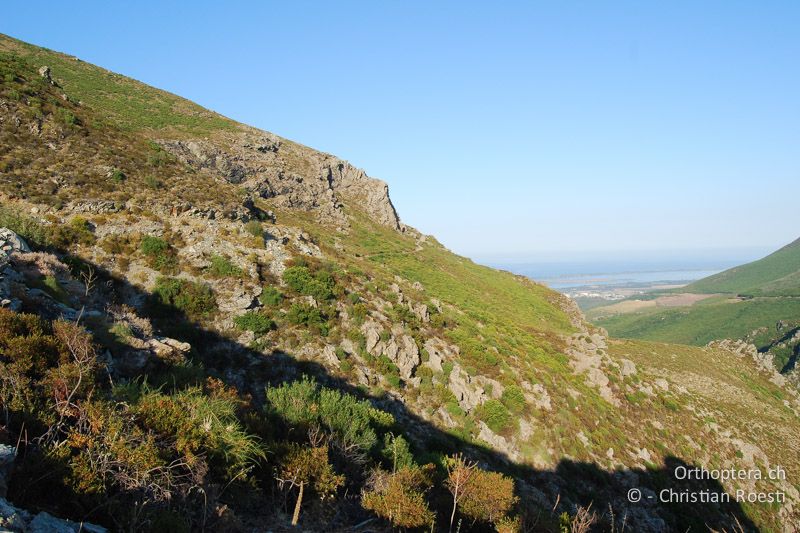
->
233, 311, 275, 335
140, 235, 178, 273
265, 376, 394, 458
151, 276, 216, 320
282, 265, 336, 301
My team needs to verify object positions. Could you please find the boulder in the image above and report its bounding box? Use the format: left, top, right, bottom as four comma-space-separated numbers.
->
448, 363, 485, 412
0, 445, 15, 498
0, 228, 31, 254
383, 334, 420, 379
0, 497, 107, 533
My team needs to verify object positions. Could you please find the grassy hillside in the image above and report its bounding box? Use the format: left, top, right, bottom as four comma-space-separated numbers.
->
0, 33, 236, 135
593, 238, 800, 372
2, 32, 800, 531
686, 237, 800, 296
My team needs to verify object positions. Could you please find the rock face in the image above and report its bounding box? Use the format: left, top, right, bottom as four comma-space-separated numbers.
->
160, 130, 401, 230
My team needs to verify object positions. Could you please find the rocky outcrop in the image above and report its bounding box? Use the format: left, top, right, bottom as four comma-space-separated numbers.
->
566, 332, 619, 406
0, 497, 107, 533
159, 129, 401, 230
360, 320, 420, 379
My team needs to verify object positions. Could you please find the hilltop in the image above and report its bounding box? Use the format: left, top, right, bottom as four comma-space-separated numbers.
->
1, 33, 800, 532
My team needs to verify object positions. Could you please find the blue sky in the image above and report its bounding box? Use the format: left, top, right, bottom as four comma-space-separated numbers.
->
3, 1, 798, 260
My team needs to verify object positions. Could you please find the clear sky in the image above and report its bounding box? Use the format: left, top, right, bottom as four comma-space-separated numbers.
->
3, 1, 798, 260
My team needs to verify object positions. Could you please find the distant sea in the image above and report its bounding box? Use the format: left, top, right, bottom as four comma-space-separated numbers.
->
484, 252, 769, 292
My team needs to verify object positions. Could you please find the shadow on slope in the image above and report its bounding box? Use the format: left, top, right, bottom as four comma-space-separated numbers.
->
4, 255, 760, 533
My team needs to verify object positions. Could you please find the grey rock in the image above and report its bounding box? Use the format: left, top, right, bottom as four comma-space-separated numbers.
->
448, 363, 485, 412
383, 334, 420, 379
0, 446, 15, 499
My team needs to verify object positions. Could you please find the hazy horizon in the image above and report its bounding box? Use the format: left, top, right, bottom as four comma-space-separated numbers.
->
3, 2, 798, 258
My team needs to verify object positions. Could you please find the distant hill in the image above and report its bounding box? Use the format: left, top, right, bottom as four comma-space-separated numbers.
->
685, 237, 800, 296
593, 238, 800, 372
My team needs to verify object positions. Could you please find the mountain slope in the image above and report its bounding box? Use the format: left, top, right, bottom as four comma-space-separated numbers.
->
1, 33, 800, 532
686, 237, 800, 296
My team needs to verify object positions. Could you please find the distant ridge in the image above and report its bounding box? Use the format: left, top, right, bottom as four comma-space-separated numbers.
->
685, 236, 800, 296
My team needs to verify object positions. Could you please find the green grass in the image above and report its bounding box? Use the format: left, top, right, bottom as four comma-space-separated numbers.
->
596, 297, 800, 346
0, 33, 235, 135
685, 237, 800, 296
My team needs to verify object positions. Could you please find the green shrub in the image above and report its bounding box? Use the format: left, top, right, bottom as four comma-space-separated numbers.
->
475, 399, 513, 433
207, 254, 242, 278
109, 168, 126, 183
282, 265, 336, 301
500, 385, 526, 415
233, 311, 275, 335
244, 220, 263, 238
132, 386, 264, 478
286, 303, 328, 335
140, 235, 178, 273
144, 175, 163, 189
49, 217, 96, 248
380, 433, 415, 472
265, 376, 393, 457
260, 286, 283, 307
0, 206, 49, 247
151, 276, 217, 320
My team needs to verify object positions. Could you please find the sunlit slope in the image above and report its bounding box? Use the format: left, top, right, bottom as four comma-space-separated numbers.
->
686, 237, 800, 296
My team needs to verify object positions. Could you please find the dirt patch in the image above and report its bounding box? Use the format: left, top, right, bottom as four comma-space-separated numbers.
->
654, 293, 716, 307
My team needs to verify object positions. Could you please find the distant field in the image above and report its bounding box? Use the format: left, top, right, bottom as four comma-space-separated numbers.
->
595, 296, 800, 346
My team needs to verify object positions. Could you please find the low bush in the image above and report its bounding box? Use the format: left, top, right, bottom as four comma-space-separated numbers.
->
151, 276, 217, 320
259, 286, 283, 307
233, 311, 275, 335
265, 376, 394, 459
207, 254, 242, 278
282, 265, 336, 301
49, 217, 96, 248
475, 399, 513, 434
286, 302, 328, 335
244, 220, 263, 238
140, 235, 178, 273
500, 385, 526, 415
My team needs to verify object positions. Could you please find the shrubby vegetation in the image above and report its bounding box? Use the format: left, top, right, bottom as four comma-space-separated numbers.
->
140, 235, 178, 273
233, 311, 275, 335
282, 263, 338, 301
150, 276, 217, 320
207, 254, 242, 278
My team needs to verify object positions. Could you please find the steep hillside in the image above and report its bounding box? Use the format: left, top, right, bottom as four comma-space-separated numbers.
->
686, 238, 800, 297
1, 33, 800, 532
